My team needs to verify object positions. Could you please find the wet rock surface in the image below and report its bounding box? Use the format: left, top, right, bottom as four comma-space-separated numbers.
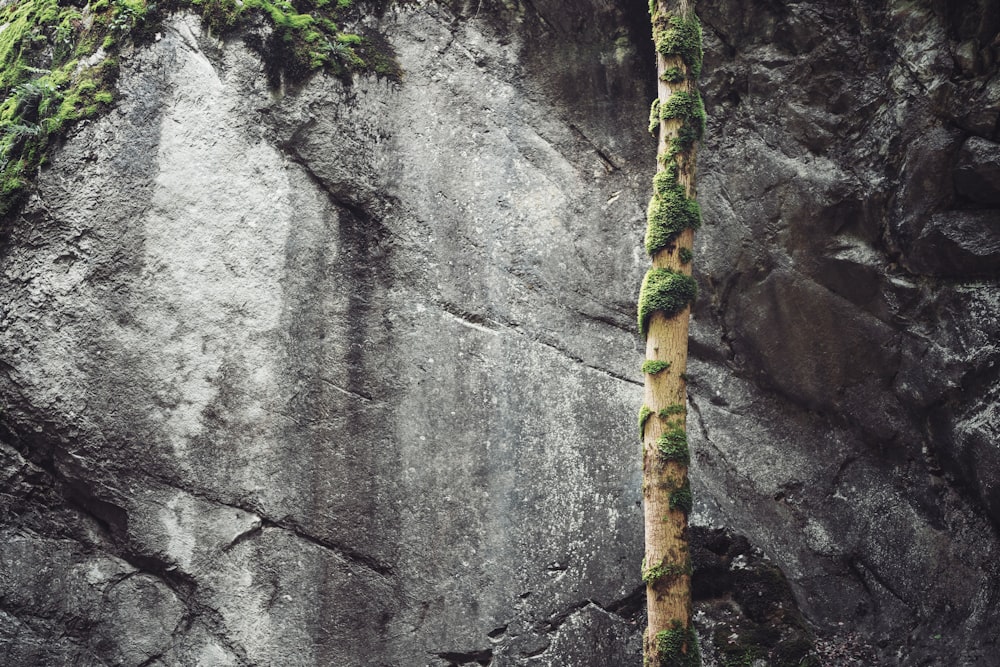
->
0, 0, 998, 665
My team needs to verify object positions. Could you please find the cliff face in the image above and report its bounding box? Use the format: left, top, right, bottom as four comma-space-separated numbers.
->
0, 1, 997, 666
692, 0, 1000, 663
0, 3, 650, 665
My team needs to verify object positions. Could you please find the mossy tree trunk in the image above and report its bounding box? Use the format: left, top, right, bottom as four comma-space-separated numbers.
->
638, 0, 704, 664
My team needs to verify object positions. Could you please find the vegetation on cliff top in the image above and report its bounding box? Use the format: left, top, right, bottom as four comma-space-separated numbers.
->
0, 0, 395, 218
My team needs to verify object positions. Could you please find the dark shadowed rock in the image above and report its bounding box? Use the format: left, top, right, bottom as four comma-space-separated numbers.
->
908, 210, 1000, 276
955, 136, 1000, 204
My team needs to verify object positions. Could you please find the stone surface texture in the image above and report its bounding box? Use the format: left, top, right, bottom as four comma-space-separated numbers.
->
0, 0, 998, 665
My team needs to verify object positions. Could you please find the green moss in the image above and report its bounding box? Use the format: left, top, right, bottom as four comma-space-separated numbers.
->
0, 42, 117, 215
643, 360, 671, 375
659, 403, 685, 418
669, 479, 693, 514
719, 644, 765, 667
639, 405, 653, 440
656, 620, 701, 667
660, 66, 684, 83
642, 556, 693, 585
657, 427, 689, 464
653, 163, 679, 192
637, 268, 697, 337
654, 12, 703, 79
231, 0, 383, 80
678, 247, 693, 264
0, 0, 399, 219
646, 186, 701, 254
659, 89, 706, 140
646, 166, 701, 256
648, 97, 661, 136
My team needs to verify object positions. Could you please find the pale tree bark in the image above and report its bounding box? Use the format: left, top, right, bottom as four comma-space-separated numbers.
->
638, 0, 704, 664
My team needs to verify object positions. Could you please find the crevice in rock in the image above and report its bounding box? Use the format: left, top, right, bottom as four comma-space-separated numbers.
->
437, 299, 640, 385
521, 642, 549, 658
601, 584, 646, 620
700, 16, 737, 60
1, 418, 376, 666
260, 516, 396, 577
434, 647, 494, 666
847, 554, 909, 610
687, 392, 758, 491
135, 649, 168, 667
104, 552, 254, 667
471, 587, 642, 664
707, 272, 744, 366
222, 522, 264, 553
686, 391, 714, 444
439, 300, 505, 335
486, 624, 508, 640
319, 377, 373, 403
57, 493, 253, 667
140, 470, 397, 578
535, 597, 618, 634
276, 140, 400, 246
568, 123, 619, 172
570, 305, 634, 336
520, 333, 641, 386
830, 455, 860, 490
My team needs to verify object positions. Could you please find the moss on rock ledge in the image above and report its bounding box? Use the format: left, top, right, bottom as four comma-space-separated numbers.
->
0, 0, 397, 219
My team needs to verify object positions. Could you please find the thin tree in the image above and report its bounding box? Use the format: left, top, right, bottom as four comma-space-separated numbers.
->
637, 0, 704, 664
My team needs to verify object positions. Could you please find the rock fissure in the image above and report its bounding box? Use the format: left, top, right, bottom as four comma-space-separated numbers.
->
258, 517, 396, 578
434, 648, 494, 666
46, 497, 255, 667
438, 300, 506, 334
567, 123, 620, 171
437, 299, 639, 384
319, 377, 374, 403
535, 599, 594, 634
847, 555, 908, 610
277, 141, 400, 245
569, 305, 635, 336
522, 333, 641, 386
137, 471, 397, 578
221, 522, 265, 554
687, 392, 763, 494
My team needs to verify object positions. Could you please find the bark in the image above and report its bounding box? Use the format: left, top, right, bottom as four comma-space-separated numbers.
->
640, 0, 702, 664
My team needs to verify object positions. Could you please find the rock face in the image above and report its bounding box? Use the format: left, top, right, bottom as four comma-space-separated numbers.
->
0, 1, 998, 666
0, 4, 650, 665
692, 0, 1000, 664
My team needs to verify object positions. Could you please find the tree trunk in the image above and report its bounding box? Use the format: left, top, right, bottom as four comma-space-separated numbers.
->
639, 1, 703, 664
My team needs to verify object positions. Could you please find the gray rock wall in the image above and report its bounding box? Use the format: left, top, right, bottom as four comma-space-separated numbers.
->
0, 3, 650, 665
0, 0, 998, 665
692, 0, 1000, 663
